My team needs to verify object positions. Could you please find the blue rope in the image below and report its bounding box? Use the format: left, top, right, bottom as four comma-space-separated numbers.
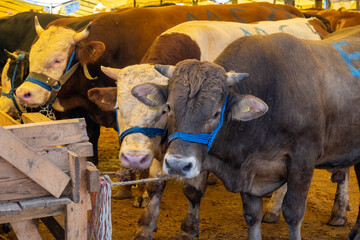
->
115, 107, 167, 145
168, 96, 228, 152
24, 77, 52, 91
65, 50, 75, 73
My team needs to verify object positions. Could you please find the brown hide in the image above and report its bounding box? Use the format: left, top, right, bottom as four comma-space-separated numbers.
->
317, 9, 360, 31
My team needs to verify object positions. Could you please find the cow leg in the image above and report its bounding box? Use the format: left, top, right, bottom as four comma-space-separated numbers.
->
177, 170, 208, 240
263, 184, 287, 223
135, 159, 166, 240
347, 163, 360, 240
327, 168, 350, 226
133, 170, 151, 208
241, 193, 263, 240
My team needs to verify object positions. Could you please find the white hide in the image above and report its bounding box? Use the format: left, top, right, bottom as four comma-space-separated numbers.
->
162, 18, 322, 62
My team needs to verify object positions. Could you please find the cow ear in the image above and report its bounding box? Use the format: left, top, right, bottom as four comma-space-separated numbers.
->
101, 66, 120, 81
131, 83, 168, 108
78, 41, 105, 64
229, 94, 268, 121
88, 87, 117, 111
226, 72, 249, 87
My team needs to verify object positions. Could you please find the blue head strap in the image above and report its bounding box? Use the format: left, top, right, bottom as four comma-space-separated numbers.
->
24, 49, 79, 107
115, 107, 167, 145
168, 96, 228, 152
1, 53, 26, 116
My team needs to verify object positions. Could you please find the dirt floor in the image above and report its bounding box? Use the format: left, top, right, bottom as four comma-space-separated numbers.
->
1, 127, 360, 239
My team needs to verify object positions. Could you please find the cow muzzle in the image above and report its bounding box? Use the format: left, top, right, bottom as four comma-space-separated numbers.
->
120, 152, 152, 169
163, 154, 200, 178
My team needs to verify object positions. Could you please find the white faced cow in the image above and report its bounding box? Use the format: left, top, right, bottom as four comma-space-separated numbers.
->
132, 26, 360, 239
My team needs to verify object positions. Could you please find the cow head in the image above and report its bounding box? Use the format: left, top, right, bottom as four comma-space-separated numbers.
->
132, 59, 268, 178
88, 64, 169, 169
0, 50, 29, 117
15, 16, 105, 110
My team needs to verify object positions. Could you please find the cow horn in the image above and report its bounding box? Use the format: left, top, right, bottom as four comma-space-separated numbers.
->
34, 16, 44, 36
74, 22, 91, 43
154, 65, 175, 78
226, 72, 249, 86
4, 49, 17, 61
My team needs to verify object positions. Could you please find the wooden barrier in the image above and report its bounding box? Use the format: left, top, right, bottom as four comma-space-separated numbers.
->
0, 111, 100, 240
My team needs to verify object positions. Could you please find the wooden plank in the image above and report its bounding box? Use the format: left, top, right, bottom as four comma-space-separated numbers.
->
67, 142, 94, 158
0, 125, 70, 198
68, 151, 80, 204
11, 220, 42, 240
21, 112, 52, 123
19, 198, 46, 210
0, 110, 20, 126
43, 196, 72, 207
65, 157, 89, 240
4, 118, 89, 148
41, 216, 65, 240
86, 165, 100, 193
0, 202, 22, 216
0, 205, 65, 224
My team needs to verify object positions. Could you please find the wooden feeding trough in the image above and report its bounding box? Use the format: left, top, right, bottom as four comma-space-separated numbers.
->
0, 111, 100, 240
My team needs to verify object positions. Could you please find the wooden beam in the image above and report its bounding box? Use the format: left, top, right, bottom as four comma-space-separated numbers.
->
4, 118, 89, 148
87, 164, 100, 193
21, 112, 52, 123
0, 202, 22, 216
0, 110, 19, 126
68, 151, 80, 203
65, 157, 90, 240
67, 142, 94, 158
11, 220, 42, 240
0, 205, 64, 224
41, 216, 65, 240
0, 125, 70, 198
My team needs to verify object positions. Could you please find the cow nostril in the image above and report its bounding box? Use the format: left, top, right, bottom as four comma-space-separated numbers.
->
164, 158, 171, 169
182, 162, 193, 172
139, 155, 148, 164
23, 92, 31, 99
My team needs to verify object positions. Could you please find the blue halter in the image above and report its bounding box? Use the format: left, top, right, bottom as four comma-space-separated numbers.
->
1, 53, 26, 117
115, 107, 167, 145
168, 96, 228, 152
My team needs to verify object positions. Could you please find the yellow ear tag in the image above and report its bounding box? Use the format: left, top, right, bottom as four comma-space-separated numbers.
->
146, 94, 157, 103
241, 105, 251, 113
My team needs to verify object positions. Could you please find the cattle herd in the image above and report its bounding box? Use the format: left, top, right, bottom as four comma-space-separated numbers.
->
2, 2, 360, 239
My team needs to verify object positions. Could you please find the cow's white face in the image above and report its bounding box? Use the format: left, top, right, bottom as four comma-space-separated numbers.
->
15, 26, 76, 107
103, 64, 168, 169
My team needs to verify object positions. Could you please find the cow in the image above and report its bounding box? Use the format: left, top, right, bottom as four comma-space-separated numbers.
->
87, 18, 331, 239
12, 2, 306, 200
0, 12, 68, 74
130, 25, 360, 239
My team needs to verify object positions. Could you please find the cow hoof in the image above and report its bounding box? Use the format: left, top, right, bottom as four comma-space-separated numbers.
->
206, 173, 218, 185
327, 216, 347, 226
175, 231, 197, 240
134, 231, 154, 240
112, 186, 132, 200
262, 212, 280, 223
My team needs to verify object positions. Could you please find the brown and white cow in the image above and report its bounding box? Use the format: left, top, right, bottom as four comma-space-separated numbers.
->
131, 26, 360, 239
88, 18, 331, 239
14, 2, 304, 130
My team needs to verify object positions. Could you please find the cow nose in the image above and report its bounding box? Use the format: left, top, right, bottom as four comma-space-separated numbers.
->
164, 157, 193, 176
16, 89, 32, 103
120, 153, 151, 169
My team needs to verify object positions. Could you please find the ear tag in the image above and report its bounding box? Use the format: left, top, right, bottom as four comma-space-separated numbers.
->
146, 94, 158, 104
101, 98, 108, 104
241, 105, 251, 113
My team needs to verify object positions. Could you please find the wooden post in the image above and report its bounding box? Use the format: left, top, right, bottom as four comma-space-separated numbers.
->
315, 0, 323, 8
65, 157, 90, 240
11, 220, 42, 240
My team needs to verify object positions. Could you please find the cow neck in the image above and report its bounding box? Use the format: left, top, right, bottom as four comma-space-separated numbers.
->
115, 106, 167, 145
24, 49, 80, 106
168, 96, 228, 153
1, 53, 26, 117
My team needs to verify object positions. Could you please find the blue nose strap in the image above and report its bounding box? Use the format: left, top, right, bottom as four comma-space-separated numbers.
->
115, 107, 167, 145
168, 96, 228, 152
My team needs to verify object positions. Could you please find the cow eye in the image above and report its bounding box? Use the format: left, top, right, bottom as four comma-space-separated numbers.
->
213, 112, 220, 120
54, 59, 64, 64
